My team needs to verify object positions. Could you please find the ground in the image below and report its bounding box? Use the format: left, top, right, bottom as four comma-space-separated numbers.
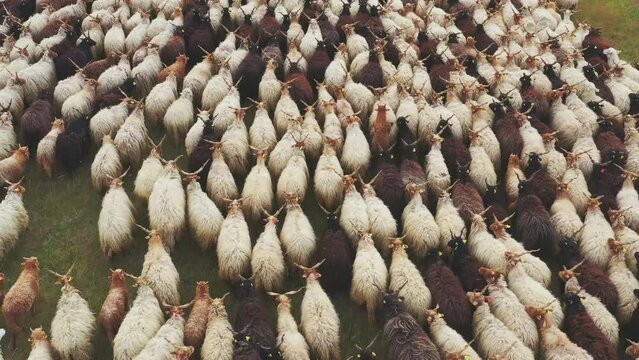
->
1, 0, 638, 358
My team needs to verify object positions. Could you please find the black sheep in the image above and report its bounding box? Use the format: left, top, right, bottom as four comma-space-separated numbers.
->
448, 232, 487, 292
234, 278, 277, 352
55, 116, 90, 176
563, 293, 618, 360
20, 91, 54, 152
317, 205, 354, 294
421, 250, 473, 339
236, 42, 265, 101
382, 287, 441, 360
370, 148, 404, 221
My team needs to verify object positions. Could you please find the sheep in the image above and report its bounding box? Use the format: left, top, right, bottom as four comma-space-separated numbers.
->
242, 147, 274, 222
258, 59, 281, 112
247, 100, 277, 152
183, 52, 215, 105
607, 238, 639, 325
133, 136, 165, 202
506, 251, 564, 327
467, 209, 509, 274
113, 274, 164, 360
201, 293, 233, 360
468, 291, 535, 360
184, 282, 213, 350
479, 267, 539, 352
0, 114, 16, 161
296, 261, 341, 360
266, 289, 311, 360
207, 142, 239, 210
550, 179, 584, 245
217, 198, 252, 282
276, 134, 309, 204
351, 228, 388, 323
526, 305, 593, 360
36, 119, 64, 177
0, 75, 25, 120
27, 328, 55, 360
148, 156, 186, 250
580, 196, 615, 268
280, 194, 316, 267
424, 307, 481, 360
609, 208, 639, 276
616, 168, 639, 236
98, 170, 135, 259
134, 303, 190, 360
2, 257, 39, 348
48, 265, 96, 360
0, 146, 28, 183
341, 115, 370, 175
399, 182, 440, 257
562, 152, 592, 216
314, 137, 344, 212
163, 88, 195, 146
388, 237, 431, 323
381, 286, 441, 360
201, 60, 233, 113
468, 129, 497, 195
89, 97, 131, 145
136, 225, 180, 306
61, 79, 97, 124
131, 46, 163, 97
99, 269, 129, 344
114, 100, 148, 168
145, 72, 178, 126
233, 276, 277, 353
211, 83, 242, 139
274, 82, 302, 138
182, 164, 223, 251
217, 105, 249, 178
360, 174, 397, 256
563, 276, 619, 347
251, 207, 286, 292
0, 176, 28, 259
490, 215, 552, 287
91, 134, 123, 193
424, 134, 452, 197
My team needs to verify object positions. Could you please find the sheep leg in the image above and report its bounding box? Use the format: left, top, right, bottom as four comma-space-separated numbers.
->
366, 302, 376, 324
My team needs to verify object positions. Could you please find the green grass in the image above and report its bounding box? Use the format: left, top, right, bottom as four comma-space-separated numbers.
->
1, 1, 639, 358
578, 0, 639, 61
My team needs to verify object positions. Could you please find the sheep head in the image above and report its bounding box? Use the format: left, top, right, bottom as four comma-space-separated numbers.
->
29, 327, 48, 343
295, 259, 325, 281
108, 269, 126, 289
479, 267, 502, 284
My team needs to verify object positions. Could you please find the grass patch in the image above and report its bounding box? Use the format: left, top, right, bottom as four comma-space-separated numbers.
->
578, 0, 639, 61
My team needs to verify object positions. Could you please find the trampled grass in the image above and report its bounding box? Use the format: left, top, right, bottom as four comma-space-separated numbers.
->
1, 0, 638, 358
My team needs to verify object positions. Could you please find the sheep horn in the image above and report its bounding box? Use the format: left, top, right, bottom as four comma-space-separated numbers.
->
284, 286, 305, 296
135, 224, 151, 233
180, 160, 209, 176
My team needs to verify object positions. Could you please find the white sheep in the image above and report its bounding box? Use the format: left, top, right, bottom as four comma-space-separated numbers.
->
113, 276, 164, 360
183, 165, 223, 251
217, 199, 252, 282
580, 196, 615, 269
163, 88, 195, 146
248, 101, 277, 151
134, 304, 190, 360
241, 148, 274, 222
0, 115, 16, 160
314, 137, 344, 211
148, 157, 186, 250
468, 291, 535, 360
138, 226, 180, 306
280, 194, 316, 267
98, 171, 135, 259
91, 135, 123, 193
607, 238, 639, 325
221, 107, 250, 178
252, 207, 287, 292
266, 289, 311, 360
424, 307, 481, 360
402, 183, 441, 258
276, 136, 309, 205
145, 73, 178, 126
0, 178, 28, 259
388, 238, 432, 323
26, 328, 55, 360
114, 101, 149, 168
133, 136, 165, 202
206, 142, 239, 210
339, 174, 370, 246
479, 267, 539, 352
48, 266, 96, 360
297, 261, 341, 360
360, 174, 397, 256
201, 294, 233, 360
